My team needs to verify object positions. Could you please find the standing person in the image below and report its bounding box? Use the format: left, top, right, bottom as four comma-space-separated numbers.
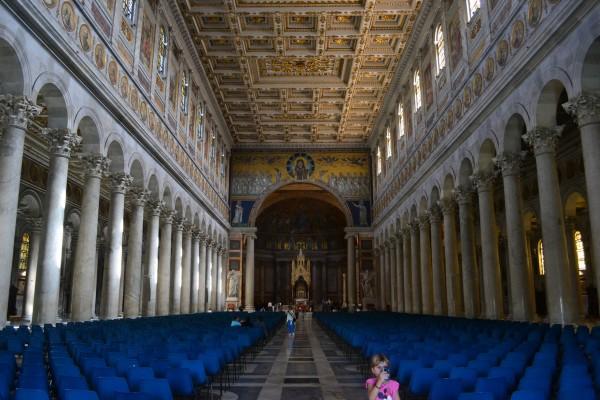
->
286, 308, 296, 336
366, 354, 400, 400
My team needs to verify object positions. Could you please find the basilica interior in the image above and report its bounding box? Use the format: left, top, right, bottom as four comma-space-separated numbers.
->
1, 0, 600, 399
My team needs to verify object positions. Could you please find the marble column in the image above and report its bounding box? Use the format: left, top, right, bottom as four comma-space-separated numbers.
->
244, 233, 257, 311
157, 209, 174, 316
496, 152, 535, 321
378, 247, 385, 310
33, 129, 81, 325
170, 218, 184, 314
69, 155, 109, 321
564, 94, 600, 314
419, 215, 433, 314
384, 242, 392, 309
410, 222, 421, 313
440, 197, 462, 316
210, 244, 219, 310
102, 173, 132, 319
389, 239, 398, 312
198, 235, 208, 311
216, 247, 224, 310
565, 218, 583, 317
206, 241, 214, 310
345, 233, 356, 310
23, 218, 43, 321
0, 95, 40, 326
402, 228, 412, 312
524, 127, 578, 324
190, 231, 201, 312
181, 225, 193, 314
456, 186, 479, 318
123, 189, 149, 318
472, 171, 503, 320
430, 206, 445, 315
143, 201, 162, 316
394, 233, 404, 312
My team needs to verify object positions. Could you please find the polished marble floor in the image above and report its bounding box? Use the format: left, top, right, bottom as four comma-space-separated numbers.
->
221, 315, 365, 400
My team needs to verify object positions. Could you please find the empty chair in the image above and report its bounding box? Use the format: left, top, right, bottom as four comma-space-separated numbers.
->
14, 388, 49, 400
434, 360, 454, 378
138, 379, 173, 400
113, 393, 154, 400
488, 367, 517, 388
126, 367, 154, 391
166, 368, 194, 397
17, 373, 49, 392
475, 377, 510, 400
517, 376, 551, 398
95, 376, 129, 400
458, 393, 495, 400
150, 359, 170, 378
179, 359, 208, 386
408, 367, 440, 397
468, 360, 495, 377
397, 360, 423, 385
557, 387, 596, 400
90, 367, 117, 388
510, 390, 547, 400
56, 376, 89, 400
450, 367, 478, 391
62, 390, 100, 400
429, 378, 463, 400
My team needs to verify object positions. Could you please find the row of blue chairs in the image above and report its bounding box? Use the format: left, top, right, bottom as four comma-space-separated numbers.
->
316, 312, 599, 400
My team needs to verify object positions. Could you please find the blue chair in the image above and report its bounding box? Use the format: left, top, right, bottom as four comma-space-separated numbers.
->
397, 360, 423, 385
488, 366, 517, 387
429, 378, 463, 400
408, 368, 440, 397
149, 360, 170, 378
14, 388, 49, 400
166, 368, 194, 396
557, 386, 596, 400
56, 376, 89, 400
126, 367, 154, 391
179, 360, 208, 386
17, 373, 49, 392
458, 393, 495, 400
138, 379, 173, 400
517, 376, 551, 398
510, 390, 547, 400
434, 360, 454, 378
450, 367, 478, 391
62, 390, 100, 400
113, 394, 153, 400
95, 376, 129, 400
475, 377, 509, 400
90, 367, 117, 388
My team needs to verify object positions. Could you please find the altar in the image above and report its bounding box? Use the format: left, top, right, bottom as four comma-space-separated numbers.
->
291, 249, 311, 305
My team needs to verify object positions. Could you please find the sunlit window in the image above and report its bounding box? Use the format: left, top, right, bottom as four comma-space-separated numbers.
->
197, 102, 205, 155
376, 146, 382, 175
18, 233, 30, 271
122, 0, 137, 23
413, 70, 422, 111
575, 231, 586, 276
385, 127, 392, 159
220, 150, 226, 177
434, 25, 446, 75
467, 0, 480, 21
210, 134, 217, 162
397, 103, 405, 139
537, 240, 545, 276
180, 71, 189, 114
157, 26, 169, 75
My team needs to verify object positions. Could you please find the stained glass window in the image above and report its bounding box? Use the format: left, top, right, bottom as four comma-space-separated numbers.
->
157, 26, 168, 75
575, 231, 586, 276
18, 233, 30, 271
376, 146, 382, 175
435, 25, 446, 74
414, 70, 422, 111
467, 0, 480, 21
385, 126, 392, 159
397, 103, 404, 139
180, 71, 189, 114
537, 240, 545, 276
122, 0, 137, 23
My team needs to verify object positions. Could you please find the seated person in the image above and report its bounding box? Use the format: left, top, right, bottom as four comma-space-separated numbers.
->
230, 316, 242, 327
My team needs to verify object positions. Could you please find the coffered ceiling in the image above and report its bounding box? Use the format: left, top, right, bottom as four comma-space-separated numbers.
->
177, 0, 421, 146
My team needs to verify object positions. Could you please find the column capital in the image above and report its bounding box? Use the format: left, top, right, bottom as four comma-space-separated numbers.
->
183, 224, 194, 236
161, 208, 176, 223
563, 93, 600, 127
409, 221, 420, 233
419, 213, 430, 228
192, 230, 204, 242
454, 185, 475, 205
344, 232, 356, 240
494, 152, 524, 177
79, 154, 111, 179
438, 197, 456, 215
0, 94, 42, 130
26, 217, 43, 232
471, 170, 497, 193
148, 200, 165, 217
394, 231, 403, 241
523, 126, 563, 156
173, 217, 186, 231
130, 188, 151, 207
401, 226, 411, 235
429, 205, 442, 223
42, 128, 81, 158
110, 173, 133, 194
245, 233, 257, 241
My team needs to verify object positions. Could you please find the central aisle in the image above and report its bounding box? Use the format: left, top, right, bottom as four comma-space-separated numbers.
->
223, 315, 366, 400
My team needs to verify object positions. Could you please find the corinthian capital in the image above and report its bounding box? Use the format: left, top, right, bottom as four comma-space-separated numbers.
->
471, 170, 497, 193
438, 197, 456, 215
110, 173, 133, 194
42, 128, 81, 158
80, 154, 111, 179
523, 126, 563, 156
148, 200, 165, 217
0, 95, 42, 129
454, 185, 474, 205
130, 188, 151, 207
562, 93, 600, 127
419, 213, 430, 228
494, 152, 523, 177
429, 205, 442, 223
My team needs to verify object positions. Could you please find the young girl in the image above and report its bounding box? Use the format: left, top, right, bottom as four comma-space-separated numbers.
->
286, 308, 296, 336
366, 354, 400, 400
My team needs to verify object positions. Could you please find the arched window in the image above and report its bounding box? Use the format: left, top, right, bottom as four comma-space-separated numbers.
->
180, 71, 189, 114
466, 0, 480, 21
434, 25, 446, 75
574, 231, 586, 276
376, 146, 382, 175
220, 149, 226, 177
385, 127, 392, 159
18, 233, 30, 272
397, 103, 405, 139
157, 26, 169, 75
537, 240, 545, 276
413, 70, 422, 111
122, 0, 137, 23
196, 102, 205, 154
210, 134, 217, 162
